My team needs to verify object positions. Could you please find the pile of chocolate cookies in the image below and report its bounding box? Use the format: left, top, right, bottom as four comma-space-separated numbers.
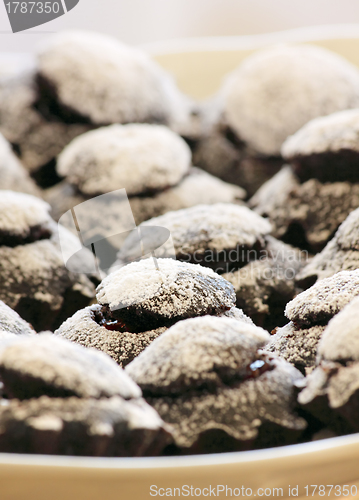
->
2, 31, 359, 457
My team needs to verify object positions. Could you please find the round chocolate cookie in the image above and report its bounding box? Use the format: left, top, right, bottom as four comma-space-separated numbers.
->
36, 30, 187, 127
0, 191, 96, 331
266, 270, 359, 373
298, 297, 359, 434
113, 203, 271, 270
296, 207, 359, 287
282, 109, 359, 183
0, 301, 34, 336
57, 124, 191, 197
0, 133, 40, 196
222, 44, 359, 156
126, 316, 306, 453
286, 269, 359, 328
96, 258, 236, 332
0, 395, 172, 457
0, 333, 140, 400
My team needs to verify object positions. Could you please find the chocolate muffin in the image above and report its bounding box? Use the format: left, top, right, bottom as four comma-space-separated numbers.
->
251, 110, 359, 252
56, 258, 250, 366
0, 191, 96, 331
192, 44, 359, 197
266, 270, 359, 373
0, 334, 172, 456
126, 316, 306, 454
297, 296, 359, 434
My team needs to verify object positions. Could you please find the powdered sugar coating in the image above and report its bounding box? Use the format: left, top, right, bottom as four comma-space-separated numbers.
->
0, 191, 51, 238
0, 301, 34, 336
285, 270, 359, 327
126, 316, 270, 394
282, 109, 359, 158
318, 297, 359, 362
0, 333, 141, 400
97, 258, 235, 317
57, 124, 191, 197
222, 44, 359, 155
55, 304, 166, 367
37, 31, 183, 126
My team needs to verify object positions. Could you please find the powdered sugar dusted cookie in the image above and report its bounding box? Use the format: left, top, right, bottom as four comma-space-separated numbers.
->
0, 333, 140, 400
0, 301, 34, 336
126, 316, 305, 452
97, 258, 236, 332
126, 316, 270, 395
282, 109, 359, 183
222, 45, 359, 156
114, 203, 271, 269
36, 30, 185, 127
285, 270, 359, 328
57, 124, 191, 197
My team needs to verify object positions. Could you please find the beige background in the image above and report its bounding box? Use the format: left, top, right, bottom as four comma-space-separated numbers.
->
1, 0, 359, 52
